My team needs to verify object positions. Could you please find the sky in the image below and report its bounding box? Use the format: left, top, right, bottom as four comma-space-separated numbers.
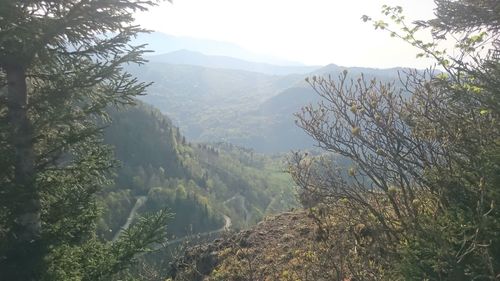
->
135, 0, 439, 68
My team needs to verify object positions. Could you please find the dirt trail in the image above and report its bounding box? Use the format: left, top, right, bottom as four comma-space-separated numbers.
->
113, 196, 232, 248
112, 196, 147, 242
160, 214, 231, 248
158, 193, 249, 248
223, 194, 251, 226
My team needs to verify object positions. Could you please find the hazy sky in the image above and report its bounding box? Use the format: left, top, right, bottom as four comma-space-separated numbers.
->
135, 0, 439, 68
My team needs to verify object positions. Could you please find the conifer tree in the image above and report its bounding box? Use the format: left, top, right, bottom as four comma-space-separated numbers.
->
0, 1, 170, 280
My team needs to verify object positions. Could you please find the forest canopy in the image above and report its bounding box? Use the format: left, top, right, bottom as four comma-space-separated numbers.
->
0, 1, 171, 280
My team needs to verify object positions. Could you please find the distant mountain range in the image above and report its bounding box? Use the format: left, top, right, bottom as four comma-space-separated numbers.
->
149, 50, 320, 75
133, 32, 309, 66
127, 32, 409, 152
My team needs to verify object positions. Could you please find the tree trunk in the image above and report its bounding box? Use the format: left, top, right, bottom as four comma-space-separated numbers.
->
6, 63, 40, 241
3, 63, 41, 280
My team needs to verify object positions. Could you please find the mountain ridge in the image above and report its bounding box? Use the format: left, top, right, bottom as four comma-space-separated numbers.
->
133, 32, 308, 66
128, 56, 407, 152
148, 49, 321, 75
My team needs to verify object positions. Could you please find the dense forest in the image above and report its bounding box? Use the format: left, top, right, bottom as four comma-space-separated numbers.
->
1, 0, 499, 281
99, 102, 297, 240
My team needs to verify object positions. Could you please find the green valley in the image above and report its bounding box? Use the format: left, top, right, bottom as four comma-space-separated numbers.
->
98, 102, 298, 241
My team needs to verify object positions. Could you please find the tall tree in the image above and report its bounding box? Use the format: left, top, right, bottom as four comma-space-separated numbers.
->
0, 1, 170, 280
431, 0, 500, 33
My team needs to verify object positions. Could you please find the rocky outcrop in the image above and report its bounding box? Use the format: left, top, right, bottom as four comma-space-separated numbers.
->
168, 210, 318, 281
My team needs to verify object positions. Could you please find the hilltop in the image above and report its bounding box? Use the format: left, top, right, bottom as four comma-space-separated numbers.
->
168, 210, 322, 281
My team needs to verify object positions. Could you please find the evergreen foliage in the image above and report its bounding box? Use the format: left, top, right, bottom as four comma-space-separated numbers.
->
98, 103, 298, 240
0, 1, 171, 280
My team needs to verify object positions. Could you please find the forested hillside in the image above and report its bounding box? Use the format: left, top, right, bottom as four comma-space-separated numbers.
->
98, 102, 298, 240
2, 0, 499, 280
129, 60, 404, 152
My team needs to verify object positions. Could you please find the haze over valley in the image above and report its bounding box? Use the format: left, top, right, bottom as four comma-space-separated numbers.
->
2, 1, 498, 280
130, 32, 404, 152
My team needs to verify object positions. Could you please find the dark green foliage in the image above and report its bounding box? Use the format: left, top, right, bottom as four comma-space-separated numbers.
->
98, 190, 135, 240
144, 185, 222, 237
0, 1, 172, 280
98, 103, 298, 239
104, 103, 187, 189
44, 209, 170, 281
430, 0, 500, 33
